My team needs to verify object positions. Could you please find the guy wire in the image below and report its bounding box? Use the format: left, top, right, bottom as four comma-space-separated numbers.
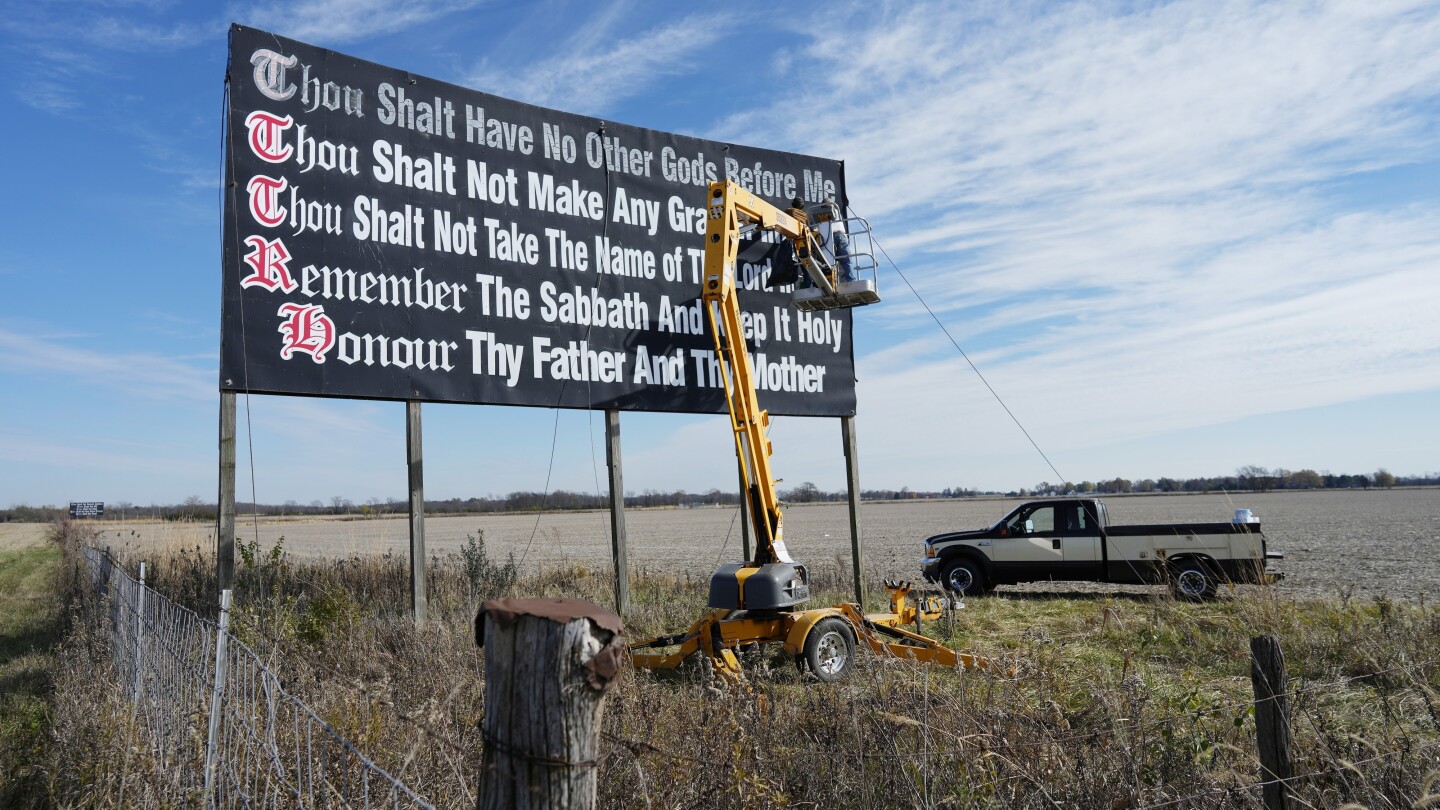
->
851, 204, 1069, 488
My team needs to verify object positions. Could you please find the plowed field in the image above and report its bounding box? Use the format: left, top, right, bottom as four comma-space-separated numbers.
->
43, 488, 1440, 601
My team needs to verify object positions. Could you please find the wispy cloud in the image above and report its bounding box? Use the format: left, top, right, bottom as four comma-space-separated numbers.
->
0, 325, 214, 402
0, 326, 389, 440
0, 433, 207, 479
691, 0, 1440, 487
463, 7, 729, 115
239, 0, 488, 44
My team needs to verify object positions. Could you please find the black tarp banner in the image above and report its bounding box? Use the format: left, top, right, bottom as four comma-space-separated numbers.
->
221, 25, 856, 416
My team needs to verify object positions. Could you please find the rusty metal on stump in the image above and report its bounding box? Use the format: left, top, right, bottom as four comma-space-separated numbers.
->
475, 598, 624, 810
1251, 634, 1293, 810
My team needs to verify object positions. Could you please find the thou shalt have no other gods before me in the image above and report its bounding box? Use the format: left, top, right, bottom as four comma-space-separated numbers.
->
222, 26, 858, 417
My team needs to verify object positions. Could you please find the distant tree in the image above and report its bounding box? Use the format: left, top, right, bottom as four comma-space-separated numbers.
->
1237, 465, 1273, 492
1288, 469, 1323, 489
1374, 469, 1397, 489
786, 481, 820, 503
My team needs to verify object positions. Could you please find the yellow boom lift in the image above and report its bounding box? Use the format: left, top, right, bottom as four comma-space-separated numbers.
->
630, 181, 992, 683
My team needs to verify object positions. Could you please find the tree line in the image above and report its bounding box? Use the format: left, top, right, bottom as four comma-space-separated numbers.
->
1013, 465, 1418, 498
2, 466, 1431, 523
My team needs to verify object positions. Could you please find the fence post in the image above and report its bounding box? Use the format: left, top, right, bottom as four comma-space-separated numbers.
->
1251, 634, 1293, 810
204, 589, 233, 806
475, 599, 624, 810
134, 562, 146, 703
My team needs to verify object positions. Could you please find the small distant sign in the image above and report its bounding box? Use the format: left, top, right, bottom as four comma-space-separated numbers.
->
70, 502, 105, 518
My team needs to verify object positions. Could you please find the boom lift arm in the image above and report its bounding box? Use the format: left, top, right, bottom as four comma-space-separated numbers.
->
630, 181, 996, 683
701, 182, 810, 568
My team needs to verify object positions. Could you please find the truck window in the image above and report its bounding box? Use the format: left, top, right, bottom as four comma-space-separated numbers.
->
1057, 503, 1083, 533
1055, 503, 1099, 535
1010, 505, 1056, 535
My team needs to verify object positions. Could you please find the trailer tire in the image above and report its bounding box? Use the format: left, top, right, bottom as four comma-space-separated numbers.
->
802, 617, 856, 682
1170, 559, 1217, 601
941, 557, 987, 597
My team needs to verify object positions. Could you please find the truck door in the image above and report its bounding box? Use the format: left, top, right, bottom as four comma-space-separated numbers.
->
1058, 502, 1103, 579
992, 503, 1065, 580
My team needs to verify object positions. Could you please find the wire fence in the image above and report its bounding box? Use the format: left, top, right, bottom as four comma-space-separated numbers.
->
77, 542, 1440, 808
82, 546, 435, 809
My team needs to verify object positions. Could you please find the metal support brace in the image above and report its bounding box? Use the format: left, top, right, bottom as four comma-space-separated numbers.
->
606, 410, 630, 616
842, 416, 866, 608
134, 562, 146, 703
407, 401, 427, 624
203, 589, 233, 804
217, 392, 236, 593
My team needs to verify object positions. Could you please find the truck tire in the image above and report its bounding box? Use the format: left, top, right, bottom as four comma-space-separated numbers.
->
1170, 560, 1216, 601
802, 617, 856, 682
941, 557, 987, 597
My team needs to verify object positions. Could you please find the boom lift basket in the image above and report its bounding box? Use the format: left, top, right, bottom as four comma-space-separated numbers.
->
792, 211, 880, 312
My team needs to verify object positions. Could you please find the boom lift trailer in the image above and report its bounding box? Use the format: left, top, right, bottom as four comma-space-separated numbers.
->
630, 181, 995, 683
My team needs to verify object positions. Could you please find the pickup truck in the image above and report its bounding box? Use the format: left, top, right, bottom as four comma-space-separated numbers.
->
920, 498, 1283, 599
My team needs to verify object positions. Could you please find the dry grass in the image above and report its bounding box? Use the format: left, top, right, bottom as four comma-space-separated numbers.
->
33, 523, 1440, 808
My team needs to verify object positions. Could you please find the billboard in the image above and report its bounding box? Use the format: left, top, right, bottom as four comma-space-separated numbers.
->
222, 25, 856, 416
69, 502, 105, 518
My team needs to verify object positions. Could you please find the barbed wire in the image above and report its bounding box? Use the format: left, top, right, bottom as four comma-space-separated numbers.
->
99, 542, 1440, 807
124, 539, 1440, 760
1135, 734, 1440, 809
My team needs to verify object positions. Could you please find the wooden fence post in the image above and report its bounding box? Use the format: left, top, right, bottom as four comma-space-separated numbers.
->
1251, 634, 1293, 810
475, 598, 624, 810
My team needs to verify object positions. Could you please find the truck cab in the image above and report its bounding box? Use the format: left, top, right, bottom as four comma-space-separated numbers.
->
921, 498, 1282, 599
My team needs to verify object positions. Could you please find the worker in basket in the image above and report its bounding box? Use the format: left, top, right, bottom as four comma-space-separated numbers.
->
766, 196, 853, 293
810, 195, 854, 284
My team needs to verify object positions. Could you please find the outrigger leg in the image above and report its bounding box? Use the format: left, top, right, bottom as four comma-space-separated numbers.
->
629, 581, 1007, 683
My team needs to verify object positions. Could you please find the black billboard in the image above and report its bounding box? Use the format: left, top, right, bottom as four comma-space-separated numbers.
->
221, 25, 856, 416
69, 502, 105, 518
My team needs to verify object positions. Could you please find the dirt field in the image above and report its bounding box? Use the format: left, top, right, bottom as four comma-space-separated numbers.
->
23, 488, 1440, 601
0, 523, 51, 550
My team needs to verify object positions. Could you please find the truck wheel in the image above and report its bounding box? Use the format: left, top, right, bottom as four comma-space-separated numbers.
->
941, 558, 987, 597
802, 617, 856, 682
1171, 561, 1216, 601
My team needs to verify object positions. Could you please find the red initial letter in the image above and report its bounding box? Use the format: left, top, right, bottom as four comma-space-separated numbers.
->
245, 110, 293, 163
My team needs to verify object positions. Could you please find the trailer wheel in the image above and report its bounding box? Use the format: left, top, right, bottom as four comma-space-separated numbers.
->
802, 618, 856, 682
941, 558, 987, 597
1170, 560, 1216, 601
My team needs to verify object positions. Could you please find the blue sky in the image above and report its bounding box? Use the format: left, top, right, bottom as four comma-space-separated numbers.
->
1, 0, 1437, 508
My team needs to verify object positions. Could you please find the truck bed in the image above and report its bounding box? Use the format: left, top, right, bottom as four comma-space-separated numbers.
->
1105, 521, 1261, 537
